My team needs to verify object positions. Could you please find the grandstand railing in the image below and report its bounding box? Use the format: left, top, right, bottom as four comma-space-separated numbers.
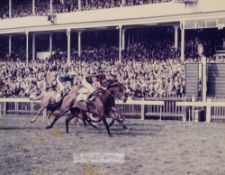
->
0, 97, 225, 122
2, 97, 225, 122
0, 97, 188, 121
176, 98, 225, 122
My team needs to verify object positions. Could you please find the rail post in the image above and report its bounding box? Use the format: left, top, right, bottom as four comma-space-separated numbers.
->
30, 102, 34, 115
0, 102, 2, 118
159, 105, 162, 121
15, 102, 18, 115
206, 98, 211, 123
141, 99, 145, 120
3, 102, 6, 116
191, 96, 195, 123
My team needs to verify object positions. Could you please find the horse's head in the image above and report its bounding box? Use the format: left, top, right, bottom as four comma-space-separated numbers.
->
108, 81, 127, 103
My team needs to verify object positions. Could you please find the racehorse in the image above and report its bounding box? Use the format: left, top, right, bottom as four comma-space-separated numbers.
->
46, 81, 128, 137
30, 85, 80, 125
30, 90, 64, 125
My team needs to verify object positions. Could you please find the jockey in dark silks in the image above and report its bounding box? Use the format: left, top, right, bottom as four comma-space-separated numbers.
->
56, 72, 76, 100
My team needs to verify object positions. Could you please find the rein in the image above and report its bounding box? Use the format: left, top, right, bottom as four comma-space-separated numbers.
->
105, 83, 124, 102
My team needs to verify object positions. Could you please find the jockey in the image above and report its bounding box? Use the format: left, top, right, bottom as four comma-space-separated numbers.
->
76, 73, 106, 102
56, 71, 76, 101
82, 73, 106, 94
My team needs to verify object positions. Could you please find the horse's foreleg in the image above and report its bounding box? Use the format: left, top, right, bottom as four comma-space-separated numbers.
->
108, 119, 115, 128
66, 109, 80, 133
117, 119, 128, 130
80, 112, 87, 126
102, 117, 112, 137
65, 114, 76, 133
110, 110, 127, 129
30, 106, 46, 123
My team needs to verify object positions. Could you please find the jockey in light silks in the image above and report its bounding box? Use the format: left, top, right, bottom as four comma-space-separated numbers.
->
82, 74, 106, 97
80, 73, 124, 122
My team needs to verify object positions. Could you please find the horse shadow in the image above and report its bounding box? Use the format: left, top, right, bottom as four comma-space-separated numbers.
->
74, 121, 165, 137
0, 126, 41, 130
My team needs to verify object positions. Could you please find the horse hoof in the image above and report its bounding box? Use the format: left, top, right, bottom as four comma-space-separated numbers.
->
46, 126, 51, 129
30, 120, 35, 123
123, 126, 128, 130
109, 134, 113, 137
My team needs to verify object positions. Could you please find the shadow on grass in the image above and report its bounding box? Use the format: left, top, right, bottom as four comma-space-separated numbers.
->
0, 126, 40, 130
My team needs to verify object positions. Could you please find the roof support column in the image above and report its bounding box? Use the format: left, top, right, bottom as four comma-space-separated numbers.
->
49, 33, 52, 56
78, 0, 81, 11
118, 26, 123, 62
9, 0, 12, 18
67, 29, 71, 64
32, 34, 36, 61
174, 25, 179, 49
32, 0, 35, 15
180, 22, 185, 61
50, 0, 53, 14
78, 31, 82, 57
122, 28, 126, 50
26, 31, 29, 65
121, 0, 125, 6
8, 35, 12, 57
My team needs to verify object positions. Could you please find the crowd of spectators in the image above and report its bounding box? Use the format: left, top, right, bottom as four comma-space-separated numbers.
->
0, 0, 172, 19
53, 0, 78, 13
0, 1, 9, 19
0, 35, 185, 98
0, 58, 185, 98
125, 0, 171, 7
12, 0, 32, 18
0, 28, 220, 99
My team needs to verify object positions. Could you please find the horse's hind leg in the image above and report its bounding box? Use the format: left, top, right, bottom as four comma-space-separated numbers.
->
46, 110, 67, 129
46, 111, 54, 126
102, 117, 112, 137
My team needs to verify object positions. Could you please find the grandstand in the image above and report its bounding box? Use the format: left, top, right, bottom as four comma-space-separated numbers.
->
0, 0, 225, 120
1, 1, 225, 175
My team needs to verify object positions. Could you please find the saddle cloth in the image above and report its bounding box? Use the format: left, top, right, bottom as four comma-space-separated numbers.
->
76, 88, 102, 102
76, 87, 90, 101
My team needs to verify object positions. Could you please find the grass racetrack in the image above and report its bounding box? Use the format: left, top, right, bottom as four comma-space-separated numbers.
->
0, 115, 225, 175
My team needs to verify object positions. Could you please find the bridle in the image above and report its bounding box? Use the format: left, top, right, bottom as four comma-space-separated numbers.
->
106, 82, 126, 102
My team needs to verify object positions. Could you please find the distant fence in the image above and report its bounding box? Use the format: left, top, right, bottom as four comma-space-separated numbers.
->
0, 97, 187, 121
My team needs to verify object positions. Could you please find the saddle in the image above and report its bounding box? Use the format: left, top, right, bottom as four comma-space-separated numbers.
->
75, 87, 103, 103
87, 89, 103, 102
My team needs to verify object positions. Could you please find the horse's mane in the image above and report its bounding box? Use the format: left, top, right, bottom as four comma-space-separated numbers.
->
107, 80, 122, 89
100, 79, 117, 89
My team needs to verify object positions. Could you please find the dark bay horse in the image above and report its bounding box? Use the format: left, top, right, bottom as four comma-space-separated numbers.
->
46, 81, 128, 137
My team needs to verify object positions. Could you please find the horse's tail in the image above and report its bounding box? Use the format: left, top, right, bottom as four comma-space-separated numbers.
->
30, 93, 44, 101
